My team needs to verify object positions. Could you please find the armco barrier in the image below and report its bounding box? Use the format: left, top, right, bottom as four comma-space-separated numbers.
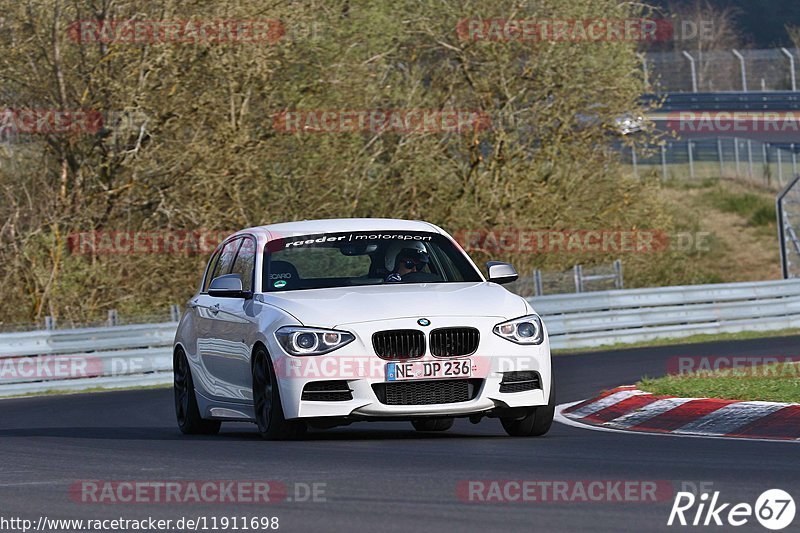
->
0, 279, 799, 396
532, 279, 800, 350
0, 323, 175, 397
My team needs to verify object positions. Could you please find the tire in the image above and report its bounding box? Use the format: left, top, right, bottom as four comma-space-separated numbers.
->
500, 381, 555, 437
411, 418, 454, 432
252, 346, 306, 440
174, 348, 221, 435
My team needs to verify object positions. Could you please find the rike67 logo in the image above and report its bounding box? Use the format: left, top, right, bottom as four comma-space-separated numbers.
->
668, 489, 795, 530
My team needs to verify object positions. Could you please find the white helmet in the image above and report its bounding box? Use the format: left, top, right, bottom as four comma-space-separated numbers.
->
384, 240, 429, 271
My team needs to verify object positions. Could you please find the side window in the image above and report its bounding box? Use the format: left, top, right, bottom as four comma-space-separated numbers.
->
201, 250, 221, 292
211, 238, 242, 283
230, 236, 256, 292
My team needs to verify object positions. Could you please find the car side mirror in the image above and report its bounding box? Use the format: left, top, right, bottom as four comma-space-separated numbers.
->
208, 274, 250, 298
486, 261, 519, 285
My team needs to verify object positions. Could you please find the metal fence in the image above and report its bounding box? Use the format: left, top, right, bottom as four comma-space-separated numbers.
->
624, 138, 799, 186
778, 176, 800, 279
508, 261, 623, 297
645, 48, 800, 93
1, 278, 799, 395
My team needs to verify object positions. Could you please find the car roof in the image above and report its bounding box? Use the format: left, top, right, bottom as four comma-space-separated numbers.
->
234, 218, 446, 240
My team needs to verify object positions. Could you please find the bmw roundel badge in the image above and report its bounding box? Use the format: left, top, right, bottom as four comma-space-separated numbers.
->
417, 318, 431, 326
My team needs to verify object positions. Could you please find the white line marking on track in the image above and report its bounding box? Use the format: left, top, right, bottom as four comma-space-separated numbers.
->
0, 481, 68, 487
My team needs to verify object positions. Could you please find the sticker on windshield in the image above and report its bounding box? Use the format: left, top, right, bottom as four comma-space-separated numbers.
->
281, 232, 433, 249
274, 280, 287, 288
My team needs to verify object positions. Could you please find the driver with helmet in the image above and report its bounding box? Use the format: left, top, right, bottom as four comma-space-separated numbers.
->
384, 241, 430, 282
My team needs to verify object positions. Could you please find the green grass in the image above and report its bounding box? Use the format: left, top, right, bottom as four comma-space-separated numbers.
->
703, 189, 776, 227
749, 205, 777, 226
638, 362, 800, 403
665, 177, 718, 190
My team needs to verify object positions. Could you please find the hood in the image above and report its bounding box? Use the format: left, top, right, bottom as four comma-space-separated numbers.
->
261, 282, 528, 328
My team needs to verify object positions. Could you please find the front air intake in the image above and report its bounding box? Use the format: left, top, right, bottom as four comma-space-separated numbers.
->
301, 381, 353, 401
499, 371, 541, 393
372, 379, 483, 405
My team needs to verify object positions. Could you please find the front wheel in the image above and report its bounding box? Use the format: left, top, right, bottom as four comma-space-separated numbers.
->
500, 382, 555, 437
252, 347, 306, 440
174, 348, 221, 435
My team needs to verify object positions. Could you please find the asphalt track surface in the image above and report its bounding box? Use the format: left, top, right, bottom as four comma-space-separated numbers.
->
1, 336, 799, 532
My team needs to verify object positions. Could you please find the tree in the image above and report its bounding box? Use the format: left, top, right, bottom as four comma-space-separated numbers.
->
0, 0, 681, 326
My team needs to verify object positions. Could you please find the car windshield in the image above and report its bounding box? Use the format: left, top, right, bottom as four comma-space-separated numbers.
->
263, 231, 482, 292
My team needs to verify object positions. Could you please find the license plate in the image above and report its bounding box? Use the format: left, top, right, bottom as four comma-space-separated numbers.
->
386, 359, 472, 381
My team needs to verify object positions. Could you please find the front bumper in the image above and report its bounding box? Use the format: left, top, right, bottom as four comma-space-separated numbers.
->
268, 316, 552, 420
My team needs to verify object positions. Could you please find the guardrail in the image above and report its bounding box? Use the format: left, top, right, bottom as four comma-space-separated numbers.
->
532, 279, 800, 350
0, 279, 799, 396
0, 323, 175, 397
643, 92, 800, 112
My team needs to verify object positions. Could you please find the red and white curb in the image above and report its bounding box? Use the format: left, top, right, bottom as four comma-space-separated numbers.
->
556, 386, 800, 442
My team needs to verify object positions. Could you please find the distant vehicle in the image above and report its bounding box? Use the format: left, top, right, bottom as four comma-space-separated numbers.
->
572, 106, 646, 136
173, 218, 554, 439
615, 113, 645, 135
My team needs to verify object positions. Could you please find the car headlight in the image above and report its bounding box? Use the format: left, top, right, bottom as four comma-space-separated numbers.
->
275, 326, 355, 356
493, 315, 544, 345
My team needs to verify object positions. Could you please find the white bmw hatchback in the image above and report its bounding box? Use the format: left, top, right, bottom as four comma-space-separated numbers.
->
173, 219, 554, 439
